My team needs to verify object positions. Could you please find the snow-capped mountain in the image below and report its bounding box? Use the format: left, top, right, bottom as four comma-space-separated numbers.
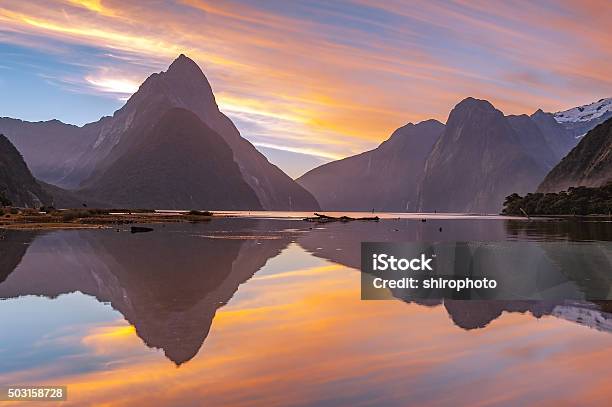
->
555, 97, 611, 123
554, 97, 612, 138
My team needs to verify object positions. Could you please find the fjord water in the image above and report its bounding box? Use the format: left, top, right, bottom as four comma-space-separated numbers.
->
2, 215, 612, 406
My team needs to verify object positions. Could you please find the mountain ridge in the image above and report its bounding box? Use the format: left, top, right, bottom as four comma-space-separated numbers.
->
80, 107, 263, 210
1, 55, 319, 210
0, 134, 52, 208
2, 58, 609, 212
538, 118, 612, 193
297, 119, 444, 211
299, 97, 575, 214
417, 97, 550, 213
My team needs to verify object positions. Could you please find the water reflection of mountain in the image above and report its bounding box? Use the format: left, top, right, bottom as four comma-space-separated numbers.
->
298, 218, 509, 269
409, 300, 612, 333
2, 217, 612, 365
0, 230, 37, 284
0, 219, 293, 365
296, 219, 612, 333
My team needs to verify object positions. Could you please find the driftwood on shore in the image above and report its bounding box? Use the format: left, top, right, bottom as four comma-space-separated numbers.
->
303, 213, 380, 223
130, 226, 154, 234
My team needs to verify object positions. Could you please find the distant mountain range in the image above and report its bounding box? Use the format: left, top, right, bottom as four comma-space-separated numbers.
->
299, 97, 598, 213
0, 54, 609, 212
298, 119, 444, 211
0, 55, 319, 210
0, 134, 51, 207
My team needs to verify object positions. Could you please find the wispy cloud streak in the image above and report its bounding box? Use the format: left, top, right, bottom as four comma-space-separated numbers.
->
0, 0, 610, 174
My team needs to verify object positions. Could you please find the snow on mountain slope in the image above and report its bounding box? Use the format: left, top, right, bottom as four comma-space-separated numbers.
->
554, 97, 612, 123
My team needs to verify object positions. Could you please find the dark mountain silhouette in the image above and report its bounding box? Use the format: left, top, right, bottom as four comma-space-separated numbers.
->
0, 118, 98, 188
0, 230, 36, 284
0, 134, 51, 207
1, 54, 319, 210
506, 114, 559, 170
0, 219, 293, 365
410, 299, 612, 333
538, 118, 612, 193
38, 181, 108, 209
295, 218, 612, 332
297, 119, 444, 211
298, 98, 575, 214
440, 300, 557, 330
530, 109, 577, 160
80, 108, 262, 210
417, 98, 549, 213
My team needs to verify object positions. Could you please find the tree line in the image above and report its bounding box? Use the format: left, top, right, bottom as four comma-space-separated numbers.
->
502, 183, 612, 216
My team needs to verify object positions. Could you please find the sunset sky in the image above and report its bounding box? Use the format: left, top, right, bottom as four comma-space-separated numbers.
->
1, 0, 611, 177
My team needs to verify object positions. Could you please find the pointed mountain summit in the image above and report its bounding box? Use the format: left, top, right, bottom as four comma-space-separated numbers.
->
417, 97, 549, 213
530, 108, 576, 159
506, 113, 558, 170
298, 96, 581, 214
0, 134, 51, 207
1, 55, 319, 210
297, 119, 444, 211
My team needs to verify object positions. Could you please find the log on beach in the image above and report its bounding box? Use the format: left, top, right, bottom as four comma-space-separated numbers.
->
303, 213, 380, 223
130, 226, 154, 234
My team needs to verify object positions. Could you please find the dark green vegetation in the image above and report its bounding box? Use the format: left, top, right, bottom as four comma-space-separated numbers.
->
0, 208, 215, 229
502, 183, 612, 216
503, 118, 612, 215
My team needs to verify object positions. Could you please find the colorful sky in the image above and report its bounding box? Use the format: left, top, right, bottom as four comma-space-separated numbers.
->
0, 0, 611, 177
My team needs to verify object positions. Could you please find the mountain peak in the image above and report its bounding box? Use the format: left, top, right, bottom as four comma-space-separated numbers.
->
417, 118, 445, 128
446, 97, 500, 125
530, 108, 555, 122
454, 97, 495, 111
118, 52, 218, 125
166, 54, 204, 77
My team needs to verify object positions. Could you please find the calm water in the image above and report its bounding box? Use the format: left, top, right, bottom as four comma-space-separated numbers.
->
2, 215, 612, 406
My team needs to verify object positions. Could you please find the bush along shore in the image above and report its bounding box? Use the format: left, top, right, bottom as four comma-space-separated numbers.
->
502, 183, 612, 216
0, 207, 214, 230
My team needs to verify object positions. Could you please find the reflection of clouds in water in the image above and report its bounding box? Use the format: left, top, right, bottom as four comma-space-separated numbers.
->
5, 264, 612, 406
2, 219, 612, 404
0, 293, 154, 385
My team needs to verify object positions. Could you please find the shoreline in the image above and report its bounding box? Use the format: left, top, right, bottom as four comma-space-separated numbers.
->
0, 208, 555, 231
0, 210, 217, 231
